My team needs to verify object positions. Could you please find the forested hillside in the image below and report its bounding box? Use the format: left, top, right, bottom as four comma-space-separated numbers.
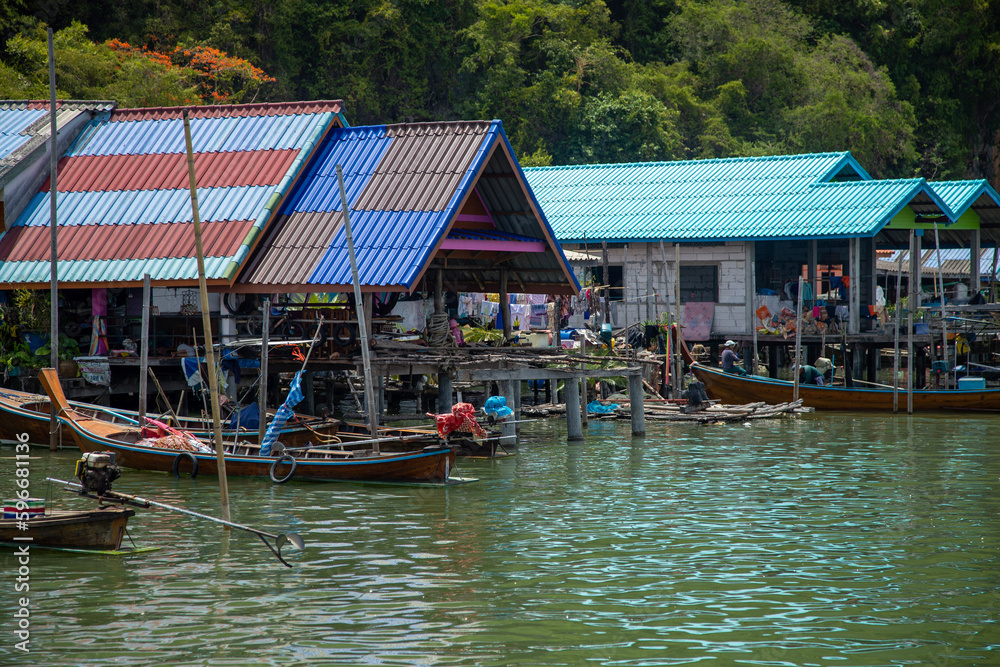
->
2, 0, 997, 186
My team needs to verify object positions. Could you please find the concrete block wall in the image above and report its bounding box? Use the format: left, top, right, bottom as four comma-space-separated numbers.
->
575, 242, 751, 336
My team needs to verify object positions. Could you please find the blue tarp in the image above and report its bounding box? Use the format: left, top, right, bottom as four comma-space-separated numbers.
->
587, 400, 618, 414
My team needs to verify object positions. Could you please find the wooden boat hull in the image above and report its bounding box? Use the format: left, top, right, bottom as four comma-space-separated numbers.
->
691, 362, 1000, 411
0, 508, 134, 550
67, 425, 455, 482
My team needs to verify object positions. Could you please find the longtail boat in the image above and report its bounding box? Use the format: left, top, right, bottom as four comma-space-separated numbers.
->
0, 386, 438, 450
0, 508, 134, 550
37, 370, 457, 484
690, 362, 1000, 412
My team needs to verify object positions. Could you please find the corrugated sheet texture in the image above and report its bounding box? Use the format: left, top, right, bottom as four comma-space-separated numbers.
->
68, 112, 333, 157
877, 248, 1000, 277
108, 100, 342, 122
242, 122, 498, 288
0, 101, 339, 285
929, 180, 1000, 225
0, 220, 252, 262
0, 108, 46, 158
46, 149, 298, 192
522, 152, 931, 242
16, 186, 275, 228
0, 256, 233, 285
0, 101, 116, 178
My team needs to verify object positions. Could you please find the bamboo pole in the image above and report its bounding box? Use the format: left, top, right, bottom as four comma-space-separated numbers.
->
47, 28, 59, 452
933, 222, 949, 384
335, 165, 379, 445
793, 276, 804, 401
658, 241, 671, 394
138, 274, 151, 426
907, 231, 915, 414
750, 258, 759, 375
602, 241, 611, 326
675, 243, 683, 392
893, 251, 902, 413
182, 109, 230, 523
257, 298, 270, 446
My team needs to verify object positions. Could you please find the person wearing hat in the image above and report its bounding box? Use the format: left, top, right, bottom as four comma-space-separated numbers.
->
721, 340, 747, 376
794, 363, 826, 386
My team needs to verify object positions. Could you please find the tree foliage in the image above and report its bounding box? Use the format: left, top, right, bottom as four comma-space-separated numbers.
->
0, 0, 997, 186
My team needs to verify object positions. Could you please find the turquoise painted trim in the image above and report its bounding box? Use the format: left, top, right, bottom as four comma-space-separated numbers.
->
223, 111, 336, 280
816, 152, 872, 182
336, 111, 350, 128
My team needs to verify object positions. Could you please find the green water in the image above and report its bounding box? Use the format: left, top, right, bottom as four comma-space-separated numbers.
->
2, 414, 999, 666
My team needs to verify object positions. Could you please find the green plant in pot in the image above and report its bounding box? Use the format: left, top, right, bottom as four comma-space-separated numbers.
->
35, 334, 82, 376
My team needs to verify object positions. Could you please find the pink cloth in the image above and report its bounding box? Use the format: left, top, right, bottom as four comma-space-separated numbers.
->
681, 302, 715, 341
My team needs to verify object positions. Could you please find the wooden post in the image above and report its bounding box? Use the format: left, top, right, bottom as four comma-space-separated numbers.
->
335, 165, 379, 445
499, 267, 512, 342
793, 276, 804, 401
645, 243, 653, 324
849, 237, 860, 334
991, 246, 999, 302
565, 373, 583, 442
933, 222, 949, 382
47, 29, 60, 452
580, 338, 588, 427
970, 229, 981, 296
257, 298, 270, 445
138, 274, 151, 426
627, 373, 645, 437
893, 251, 903, 413
182, 110, 230, 522
907, 231, 915, 414
438, 371, 453, 413
601, 241, 611, 326
623, 243, 629, 331
434, 268, 444, 314
674, 243, 683, 392
501, 379, 516, 445
750, 256, 759, 375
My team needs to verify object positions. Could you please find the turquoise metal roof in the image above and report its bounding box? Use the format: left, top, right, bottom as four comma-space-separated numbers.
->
928, 180, 1000, 218
523, 152, 958, 242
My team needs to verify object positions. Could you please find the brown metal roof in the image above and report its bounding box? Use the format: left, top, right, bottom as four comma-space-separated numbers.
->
108, 100, 343, 122
354, 122, 492, 212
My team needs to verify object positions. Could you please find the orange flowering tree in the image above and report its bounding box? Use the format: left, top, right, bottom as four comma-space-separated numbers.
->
107, 39, 275, 104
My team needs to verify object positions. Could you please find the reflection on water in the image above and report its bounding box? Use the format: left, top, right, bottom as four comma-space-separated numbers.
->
2, 413, 1000, 666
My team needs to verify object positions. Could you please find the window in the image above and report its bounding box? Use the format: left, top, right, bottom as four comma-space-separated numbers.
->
591, 266, 623, 301
680, 265, 718, 303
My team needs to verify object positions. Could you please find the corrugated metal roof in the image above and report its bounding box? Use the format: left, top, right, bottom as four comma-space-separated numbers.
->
108, 100, 342, 122
0, 101, 340, 286
524, 152, 955, 242
16, 186, 274, 227
69, 112, 333, 157
0, 108, 46, 158
0, 220, 252, 263
47, 149, 298, 192
929, 180, 1000, 225
877, 248, 1000, 278
0, 256, 234, 285
241, 122, 497, 288
239, 120, 579, 293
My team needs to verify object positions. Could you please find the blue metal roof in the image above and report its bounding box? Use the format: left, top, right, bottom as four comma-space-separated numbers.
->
15, 186, 275, 228
928, 180, 1000, 217
68, 113, 333, 157
239, 120, 580, 293
523, 152, 956, 242
0, 108, 46, 159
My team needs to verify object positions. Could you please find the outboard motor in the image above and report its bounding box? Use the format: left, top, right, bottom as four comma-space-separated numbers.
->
74, 451, 122, 496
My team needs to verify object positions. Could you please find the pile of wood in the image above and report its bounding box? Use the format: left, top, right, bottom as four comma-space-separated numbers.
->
630, 399, 809, 424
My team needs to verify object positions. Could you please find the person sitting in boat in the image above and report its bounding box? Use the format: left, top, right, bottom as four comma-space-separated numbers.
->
721, 340, 747, 376
796, 364, 826, 386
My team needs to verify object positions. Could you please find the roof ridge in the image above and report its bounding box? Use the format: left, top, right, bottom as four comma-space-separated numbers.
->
108, 100, 343, 122
524, 151, 851, 171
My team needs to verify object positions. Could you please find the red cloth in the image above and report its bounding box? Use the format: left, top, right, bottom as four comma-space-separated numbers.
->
430, 403, 486, 438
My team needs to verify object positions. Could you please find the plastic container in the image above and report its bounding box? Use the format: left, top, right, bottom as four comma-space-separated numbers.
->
958, 376, 986, 390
